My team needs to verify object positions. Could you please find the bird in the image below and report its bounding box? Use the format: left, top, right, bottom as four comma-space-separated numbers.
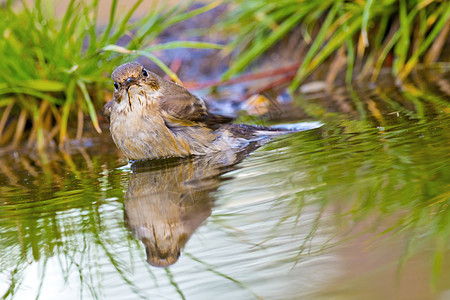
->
104, 62, 289, 161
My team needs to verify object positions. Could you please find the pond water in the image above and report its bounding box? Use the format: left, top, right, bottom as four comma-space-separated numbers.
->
1, 71, 450, 299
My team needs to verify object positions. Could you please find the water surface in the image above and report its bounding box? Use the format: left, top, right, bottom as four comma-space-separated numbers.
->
1, 73, 450, 299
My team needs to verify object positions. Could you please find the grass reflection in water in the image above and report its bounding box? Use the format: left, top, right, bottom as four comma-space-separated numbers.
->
0, 84, 449, 299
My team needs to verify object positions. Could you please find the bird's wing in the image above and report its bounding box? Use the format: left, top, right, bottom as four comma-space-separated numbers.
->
159, 82, 233, 128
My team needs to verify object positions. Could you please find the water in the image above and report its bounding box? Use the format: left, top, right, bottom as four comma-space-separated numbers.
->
1, 73, 450, 299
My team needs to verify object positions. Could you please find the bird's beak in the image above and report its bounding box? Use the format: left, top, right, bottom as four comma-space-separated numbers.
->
124, 77, 138, 90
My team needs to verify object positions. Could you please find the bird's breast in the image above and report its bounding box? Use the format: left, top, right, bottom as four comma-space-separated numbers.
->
110, 107, 185, 160
109, 101, 245, 160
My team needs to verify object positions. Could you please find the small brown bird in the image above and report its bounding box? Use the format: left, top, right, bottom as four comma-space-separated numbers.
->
104, 62, 287, 161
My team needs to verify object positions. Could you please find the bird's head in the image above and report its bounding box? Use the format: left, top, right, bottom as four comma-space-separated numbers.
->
111, 62, 161, 105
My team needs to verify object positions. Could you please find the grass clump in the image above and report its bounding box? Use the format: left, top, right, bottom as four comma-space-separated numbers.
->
221, 0, 450, 90
0, 0, 222, 150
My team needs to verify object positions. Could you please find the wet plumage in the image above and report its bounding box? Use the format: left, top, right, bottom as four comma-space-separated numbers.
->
105, 62, 286, 161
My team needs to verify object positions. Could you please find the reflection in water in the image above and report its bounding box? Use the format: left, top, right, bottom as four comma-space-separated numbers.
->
0, 70, 448, 299
124, 149, 254, 267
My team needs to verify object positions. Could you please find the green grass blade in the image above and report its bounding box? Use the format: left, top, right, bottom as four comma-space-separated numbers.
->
59, 79, 76, 145
0, 97, 15, 108
371, 29, 402, 81
17, 80, 66, 92
374, 14, 390, 51
135, 51, 181, 83
393, 0, 410, 75
361, 0, 374, 46
77, 80, 102, 133
289, 1, 341, 91
346, 38, 355, 84
102, 45, 134, 54
165, 1, 222, 28
102, 42, 222, 81
0, 88, 62, 105
223, 7, 309, 80
110, 0, 144, 43
100, 0, 118, 45
59, 0, 77, 36
400, 2, 450, 79
143, 41, 223, 52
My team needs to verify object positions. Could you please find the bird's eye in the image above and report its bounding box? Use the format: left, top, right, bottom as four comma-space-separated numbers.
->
142, 69, 148, 77
114, 82, 118, 90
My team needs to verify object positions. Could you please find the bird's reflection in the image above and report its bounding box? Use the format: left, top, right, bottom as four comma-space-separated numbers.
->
124, 148, 256, 267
